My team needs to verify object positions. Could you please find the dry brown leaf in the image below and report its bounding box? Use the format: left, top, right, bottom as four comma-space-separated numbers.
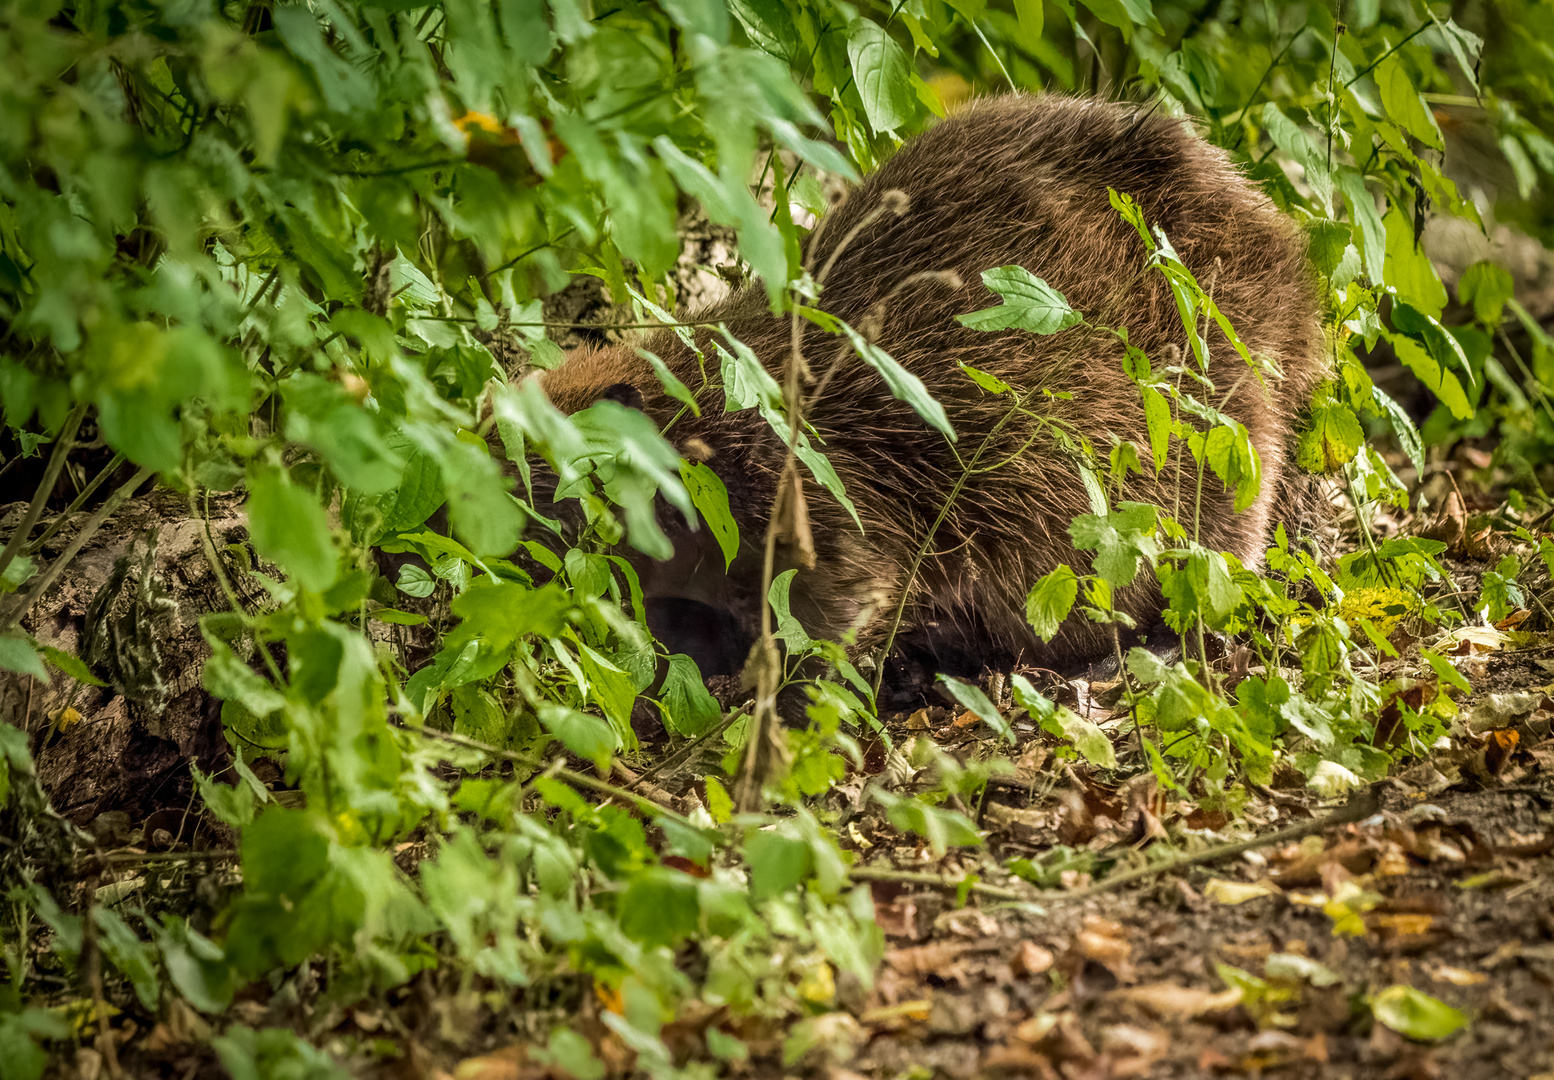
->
873, 898, 918, 939
1109, 983, 1243, 1020
1429, 965, 1487, 986
1099, 1023, 1170, 1075
884, 942, 973, 979
1202, 878, 1276, 905
1076, 916, 1133, 979
1013, 941, 1055, 977
452, 1046, 530, 1080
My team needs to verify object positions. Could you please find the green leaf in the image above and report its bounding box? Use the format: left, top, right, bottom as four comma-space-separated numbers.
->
538, 703, 617, 772
704, 775, 733, 824
94, 907, 160, 1011
1336, 169, 1386, 287
1384, 204, 1448, 317
203, 639, 287, 718
1261, 104, 1332, 212
156, 918, 235, 1015
639, 349, 698, 415
1010, 674, 1117, 767
1370, 985, 1468, 1041
0, 553, 36, 593
245, 469, 338, 593
767, 569, 812, 653
680, 460, 739, 570
1421, 648, 1471, 696
1159, 546, 1240, 632
1375, 54, 1444, 151
1069, 503, 1160, 587
213, 1025, 350, 1080
1390, 334, 1472, 420
39, 646, 103, 686
1200, 423, 1262, 511
837, 321, 955, 441
446, 580, 572, 653
1013, 0, 1044, 42
956, 266, 1083, 335
658, 654, 723, 737
846, 19, 916, 135
1025, 565, 1079, 642
396, 564, 436, 598
578, 643, 638, 735
959, 363, 1010, 394
0, 636, 47, 681
936, 675, 1014, 744
1308, 220, 1361, 288
1457, 261, 1514, 327
1296, 400, 1365, 473
241, 808, 331, 899
745, 827, 812, 901
618, 868, 701, 946
0, 1009, 68, 1080
1370, 386, 1425, 479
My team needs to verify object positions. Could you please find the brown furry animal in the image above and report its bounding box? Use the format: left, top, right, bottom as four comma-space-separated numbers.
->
534, 94, 1325, 698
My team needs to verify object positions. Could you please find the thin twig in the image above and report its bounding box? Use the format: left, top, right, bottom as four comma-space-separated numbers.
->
0, 402, 87, 586
1055, 785, 1381, 900
621, 711, 740, 793
81, 878, 123, 1079
1345, 23, 1431, 88
414, 726, 721, 841
24, 453, 126, 556
1, 466, 153, 633
848, 866, 1029, 902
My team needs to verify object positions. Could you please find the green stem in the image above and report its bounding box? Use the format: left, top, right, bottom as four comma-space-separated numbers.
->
0, 403, 87, 588
24, 453, 126, 557
872, 394, 1035, 698
1, 465, 153, 633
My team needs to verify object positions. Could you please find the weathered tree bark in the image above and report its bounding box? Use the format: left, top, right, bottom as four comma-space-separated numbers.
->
0, 488, 253, 826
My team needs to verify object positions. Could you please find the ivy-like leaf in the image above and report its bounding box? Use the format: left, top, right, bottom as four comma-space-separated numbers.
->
956, 266, 1083, 335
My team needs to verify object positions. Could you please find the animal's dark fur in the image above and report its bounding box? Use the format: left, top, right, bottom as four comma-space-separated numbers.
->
533, 94, 1326, 696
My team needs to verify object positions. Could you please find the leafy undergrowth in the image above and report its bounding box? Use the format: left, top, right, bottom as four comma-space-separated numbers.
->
5, 1, 1554, 1077
7, 476, 1554, 1080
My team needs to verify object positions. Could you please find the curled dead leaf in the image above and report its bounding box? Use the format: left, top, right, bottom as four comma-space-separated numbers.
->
1202, 879, 1276, 905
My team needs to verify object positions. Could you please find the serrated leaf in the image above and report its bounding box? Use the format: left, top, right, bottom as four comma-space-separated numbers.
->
246, 468, 337, 593
1069, 503, 1160, 587
40, 646, 104, 687
0, 636, 47, 681
1011, 674, 1117, 767
1025, 565, 1078, 642
1336, 169, 1386, 287
1370, 386, 1425, 478
1296, 401, 1365, 473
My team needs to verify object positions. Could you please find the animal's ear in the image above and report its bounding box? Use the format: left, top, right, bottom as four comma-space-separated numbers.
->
599, 382, 644, 411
